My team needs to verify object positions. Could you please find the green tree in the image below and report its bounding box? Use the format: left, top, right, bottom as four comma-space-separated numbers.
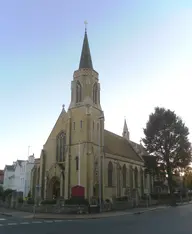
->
183, 167, 192, 189
2, 189, 13, 201
142, 107, 191, 205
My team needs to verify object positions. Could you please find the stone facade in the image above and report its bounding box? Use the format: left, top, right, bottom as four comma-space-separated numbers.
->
31, 29, 153, 201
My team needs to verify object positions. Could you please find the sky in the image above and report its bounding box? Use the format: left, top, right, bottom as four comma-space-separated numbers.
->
0, 0, 192, 169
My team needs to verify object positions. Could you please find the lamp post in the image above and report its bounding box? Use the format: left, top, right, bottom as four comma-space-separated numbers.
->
78, 141, 81, 186
98, 114, 104, 212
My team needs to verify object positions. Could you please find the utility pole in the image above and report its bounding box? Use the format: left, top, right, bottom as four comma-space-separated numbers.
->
78, 141, 81, 185
28, 146, 31, 156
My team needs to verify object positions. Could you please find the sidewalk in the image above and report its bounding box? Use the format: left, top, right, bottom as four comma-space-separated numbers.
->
1, 202, 191, 220
0, 207, 32, 218
177, 201, 192, 206
23, 206, 168, 220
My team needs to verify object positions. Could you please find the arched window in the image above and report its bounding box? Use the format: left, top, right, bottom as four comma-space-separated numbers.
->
75, 156, 79, 170
93, 83, 98, 104
134, 167, 138, 188
56, 131, 66, 162
76, 81, 82, 103
129, 166, 133, 189
37, 167, 40, 185
97, 122, 99, 131
108, 161, 113, 187
80, 120, 83, 128
122, 165, 126, 188
140, 168, 144, 195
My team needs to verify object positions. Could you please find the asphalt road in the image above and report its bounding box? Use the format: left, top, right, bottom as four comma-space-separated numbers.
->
0, 204, 192, 234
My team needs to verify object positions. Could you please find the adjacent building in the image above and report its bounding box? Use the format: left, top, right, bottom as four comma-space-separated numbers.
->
3, 155, 35, 197
30, 28, 155, 201
0, 170, 4, 185
3, 165, 15, 190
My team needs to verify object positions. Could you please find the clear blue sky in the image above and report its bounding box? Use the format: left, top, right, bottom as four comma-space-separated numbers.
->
0, 0, 192, 168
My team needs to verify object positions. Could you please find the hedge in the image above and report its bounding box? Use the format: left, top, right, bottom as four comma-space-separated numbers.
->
41, 199, 57, 205
65, 197, 89, 205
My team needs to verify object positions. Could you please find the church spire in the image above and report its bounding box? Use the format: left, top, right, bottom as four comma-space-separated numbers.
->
122, 118, 130, 141
79, 21, 93, 70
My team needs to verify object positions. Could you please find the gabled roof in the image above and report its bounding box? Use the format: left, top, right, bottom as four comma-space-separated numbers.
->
104, 130, 143, 162
17, 160, 25, 166
130, 141, 148, 156
4, 165, 15, 171
130, 141, 157, 169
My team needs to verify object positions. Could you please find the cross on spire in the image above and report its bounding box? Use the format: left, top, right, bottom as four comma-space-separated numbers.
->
84, 20, 88, 32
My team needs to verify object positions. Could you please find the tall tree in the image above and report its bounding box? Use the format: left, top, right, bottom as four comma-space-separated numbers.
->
183, 167, 192, 189
143, 107, 191, 205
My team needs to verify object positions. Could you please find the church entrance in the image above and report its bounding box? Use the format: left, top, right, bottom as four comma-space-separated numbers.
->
48, 176, 60, 199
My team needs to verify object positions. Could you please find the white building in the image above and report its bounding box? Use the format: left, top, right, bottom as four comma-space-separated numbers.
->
3, 154, 35, 197
3, 165, 15, 190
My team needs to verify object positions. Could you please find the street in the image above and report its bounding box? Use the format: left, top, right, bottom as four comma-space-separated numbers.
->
0, 204, 192, 234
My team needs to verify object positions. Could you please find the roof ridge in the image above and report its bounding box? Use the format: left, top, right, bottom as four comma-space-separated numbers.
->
104, 129, 125, 140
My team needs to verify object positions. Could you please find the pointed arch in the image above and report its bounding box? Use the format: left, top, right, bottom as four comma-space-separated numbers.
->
75, 156, 79, 171
129, 165, 133, 189
134, 167, 138, 188
108, 161, 113, 187
76, 81, 82, 103
122, 164, 126, 188
56, 131, 66, 162
93, 82, 98, 104
140, 168, 144, 195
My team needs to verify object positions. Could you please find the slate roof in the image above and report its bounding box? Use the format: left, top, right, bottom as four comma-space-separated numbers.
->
79, 30, 93, 69
17, 160, 25, 166
5, 165, 15, 171
104, 130, 143, 162
130, 141, 157, 169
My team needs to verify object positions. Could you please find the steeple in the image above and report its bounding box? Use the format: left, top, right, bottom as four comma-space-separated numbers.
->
79, 22, 93, 70
122, 119, 130, 141
69, 23, 102, 110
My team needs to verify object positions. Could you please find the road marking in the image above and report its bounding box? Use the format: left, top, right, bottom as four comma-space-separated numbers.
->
8, 223, 17, 226
44, 220, 53, 223
32, 221, 42, 223
21, 222, 30, 224
0, 218, 6, 221
55, 220, 63, 222
0, 224, 3, 226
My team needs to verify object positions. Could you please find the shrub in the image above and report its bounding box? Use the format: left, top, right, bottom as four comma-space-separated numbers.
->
151, 193, 171, 200
27, 191, 31, 198
115, 196, 128, 201
27, 198, 34, 204
2, 189, 13, 201
18, 197, 24, 203
65, 197, 89, 205
41, 199, 57, 205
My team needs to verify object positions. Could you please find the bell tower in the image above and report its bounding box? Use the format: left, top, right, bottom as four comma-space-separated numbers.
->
69, 23, 102, 110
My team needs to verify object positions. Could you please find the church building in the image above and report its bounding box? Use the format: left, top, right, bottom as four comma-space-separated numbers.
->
31, 27, 153, 201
